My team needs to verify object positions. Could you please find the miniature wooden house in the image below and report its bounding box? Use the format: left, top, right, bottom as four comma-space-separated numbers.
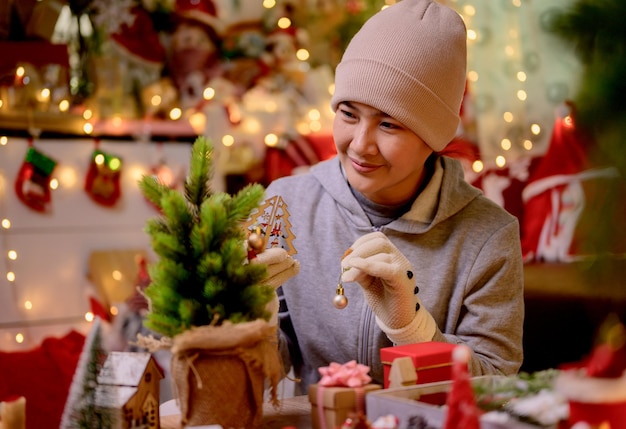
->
96, 351, 164, 429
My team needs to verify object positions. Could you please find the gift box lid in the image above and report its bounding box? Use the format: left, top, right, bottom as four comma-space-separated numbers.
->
309, 384, 382, 409
380, 342, 457, 370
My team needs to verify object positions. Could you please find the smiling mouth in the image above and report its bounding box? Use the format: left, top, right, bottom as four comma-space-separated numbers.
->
350, 158, 380, 173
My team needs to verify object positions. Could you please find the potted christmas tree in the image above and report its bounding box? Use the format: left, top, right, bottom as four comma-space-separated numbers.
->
137, 136, 282, 428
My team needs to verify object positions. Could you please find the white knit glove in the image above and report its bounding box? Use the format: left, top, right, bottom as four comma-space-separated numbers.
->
252, 247, 300, 326
341, 232, 437, 344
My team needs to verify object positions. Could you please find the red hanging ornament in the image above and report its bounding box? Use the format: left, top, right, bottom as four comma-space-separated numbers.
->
14, 143, 58, 213
84, 143, 123, 207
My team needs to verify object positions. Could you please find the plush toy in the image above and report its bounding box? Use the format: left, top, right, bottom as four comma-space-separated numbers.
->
168, 0, 223, 110
104, 4, 166, 118
260, 26, 307, 91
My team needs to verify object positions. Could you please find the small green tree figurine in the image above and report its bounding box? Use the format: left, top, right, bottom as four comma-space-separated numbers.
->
138, 136, 274, 338
60, 318, 113, 429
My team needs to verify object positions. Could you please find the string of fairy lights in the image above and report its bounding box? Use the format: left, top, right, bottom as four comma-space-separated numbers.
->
0, 136, 108, 349
0, 137, 32, 347
459, 0, 580, 168
463, 0, 539, 171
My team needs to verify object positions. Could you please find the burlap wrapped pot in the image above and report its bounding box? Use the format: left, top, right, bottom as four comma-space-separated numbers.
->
170, 319, 282, 428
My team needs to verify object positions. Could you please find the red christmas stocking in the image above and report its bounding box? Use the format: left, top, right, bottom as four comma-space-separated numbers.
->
84, 148, 123, 207
14, 145, 58, 213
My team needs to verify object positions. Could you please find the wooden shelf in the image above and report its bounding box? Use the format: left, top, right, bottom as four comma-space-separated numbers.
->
0, 110, 85, 135
524, 258, 626, 301
0, 110, 198, 140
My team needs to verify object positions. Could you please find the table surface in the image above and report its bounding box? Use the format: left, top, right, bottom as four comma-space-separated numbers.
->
160, 395, 312, 429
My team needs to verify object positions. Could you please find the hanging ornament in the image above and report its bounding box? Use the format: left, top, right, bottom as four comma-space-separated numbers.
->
14, 141, 58, 213
144, 143, 184, 212
84, 141, 123, 207
333, 267, 351, 309
152, 161, 175, 188
246, 224, 265, 260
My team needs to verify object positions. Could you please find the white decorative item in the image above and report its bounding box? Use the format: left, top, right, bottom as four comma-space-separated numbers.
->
0, 396, 26, 429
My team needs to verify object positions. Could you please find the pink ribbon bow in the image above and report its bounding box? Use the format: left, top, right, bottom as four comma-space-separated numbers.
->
316, 361, 372, 429
318, 360, 372, 387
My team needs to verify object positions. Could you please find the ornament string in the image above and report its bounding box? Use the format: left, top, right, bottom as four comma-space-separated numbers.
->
333, 267, 350, 309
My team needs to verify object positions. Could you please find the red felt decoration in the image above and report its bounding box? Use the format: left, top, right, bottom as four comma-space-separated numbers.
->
14, 143, 57, 213
84, 145, 123, 207
88, 295, 111, 323
520, 102, 626, 262
442, 345, 480, 429
0, 331, 85, 429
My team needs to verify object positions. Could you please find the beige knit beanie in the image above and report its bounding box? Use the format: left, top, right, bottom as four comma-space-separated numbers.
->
331, 0, 467, 152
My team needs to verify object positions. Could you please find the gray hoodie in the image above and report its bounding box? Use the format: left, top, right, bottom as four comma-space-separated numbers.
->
266, 155, 524, 392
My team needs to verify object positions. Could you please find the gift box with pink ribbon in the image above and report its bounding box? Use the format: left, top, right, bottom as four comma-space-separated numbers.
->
308, 360, 382, 429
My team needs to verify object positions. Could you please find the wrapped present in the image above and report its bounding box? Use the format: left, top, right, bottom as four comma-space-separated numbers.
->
309, 383, 382, 429
380, 342, 457, 389
308, 360, 382, 429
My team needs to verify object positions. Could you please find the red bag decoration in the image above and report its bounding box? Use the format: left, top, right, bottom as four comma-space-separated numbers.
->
84, 148, 123, 207
14, 145, 58, 213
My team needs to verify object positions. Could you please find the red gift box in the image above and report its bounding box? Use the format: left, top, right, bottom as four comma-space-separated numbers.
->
380, 342, 457, 389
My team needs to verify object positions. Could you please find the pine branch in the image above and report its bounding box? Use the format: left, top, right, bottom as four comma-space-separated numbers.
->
144, 312, 185, 338
145, 217, 169, 236
178, 298, 204, 327
149, 259, 190, 293
185, 136, 213, 209
229, 184, 266, 223
138, 174, 172, 209
160, 191, 193, 234
150, 231, 186, 260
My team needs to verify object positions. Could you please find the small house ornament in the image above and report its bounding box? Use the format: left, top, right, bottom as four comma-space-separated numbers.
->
95, 352, 164, 429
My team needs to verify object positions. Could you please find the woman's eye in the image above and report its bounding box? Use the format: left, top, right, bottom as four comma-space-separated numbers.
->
340, 109, 356, 119
380, 121, 397, 129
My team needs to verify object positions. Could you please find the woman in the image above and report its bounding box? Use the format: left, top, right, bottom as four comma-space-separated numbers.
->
256, 0, 524, 393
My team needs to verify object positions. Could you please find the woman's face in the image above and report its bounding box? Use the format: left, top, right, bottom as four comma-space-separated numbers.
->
333, 101, 434, 206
